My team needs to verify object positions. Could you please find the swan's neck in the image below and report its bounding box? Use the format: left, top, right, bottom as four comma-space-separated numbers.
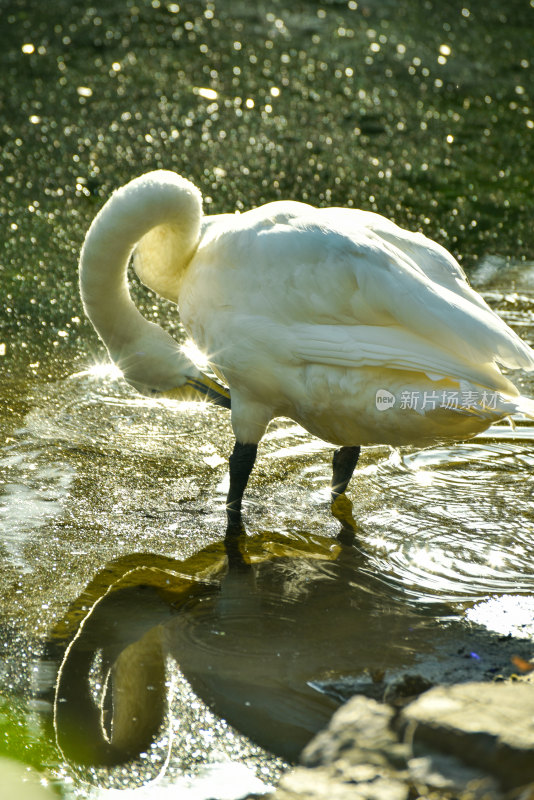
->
79, 171, 202, 360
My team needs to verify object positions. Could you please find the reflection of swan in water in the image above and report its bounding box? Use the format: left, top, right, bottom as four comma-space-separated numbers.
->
45, 528, 458, 768
79, 171, 534, 528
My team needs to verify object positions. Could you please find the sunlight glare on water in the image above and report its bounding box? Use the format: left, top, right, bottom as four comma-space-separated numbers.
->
85, 762, 271, 799
9, 280, 534, 620
466, 595, 534, 638
71, 362, 124, 382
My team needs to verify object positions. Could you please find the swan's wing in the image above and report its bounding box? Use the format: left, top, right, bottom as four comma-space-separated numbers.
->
228, 210, 534, 373
318, 207, 473, 292
288, 323, 516, 393
339, 209, 514, 328
351, 241, 534, 370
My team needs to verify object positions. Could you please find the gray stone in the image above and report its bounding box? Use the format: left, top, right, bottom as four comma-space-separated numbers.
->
271, 765, 408, 800
401, 681, 534, 790
302, 695, 409, 770
408, 754, 501, 799
259, 696, 410, 800
250, 682, 534, 800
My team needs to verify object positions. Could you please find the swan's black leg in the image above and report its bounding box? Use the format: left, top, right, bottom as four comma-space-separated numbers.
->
331, 445, 361, 501
330, 446, 360, 531
226, 441, 258, 530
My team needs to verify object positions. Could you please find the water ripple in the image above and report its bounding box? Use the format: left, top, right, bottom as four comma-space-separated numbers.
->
357, 433, 534, 603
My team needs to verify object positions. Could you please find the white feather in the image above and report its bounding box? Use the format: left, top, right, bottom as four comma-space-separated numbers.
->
80, 171, 534, 449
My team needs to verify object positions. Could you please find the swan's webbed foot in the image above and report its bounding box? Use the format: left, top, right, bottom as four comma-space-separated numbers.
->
330, 445, 360, 532
225, 441, 258, 532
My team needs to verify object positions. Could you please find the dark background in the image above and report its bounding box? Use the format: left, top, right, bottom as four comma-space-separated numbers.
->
1, 0, 533, 375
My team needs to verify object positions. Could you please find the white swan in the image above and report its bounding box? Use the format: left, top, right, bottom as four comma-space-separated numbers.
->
79, 170, 534, 527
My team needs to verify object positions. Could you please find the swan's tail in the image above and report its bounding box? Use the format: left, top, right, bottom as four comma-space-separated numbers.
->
456, 384, 534, 423
512, 393, 534, 420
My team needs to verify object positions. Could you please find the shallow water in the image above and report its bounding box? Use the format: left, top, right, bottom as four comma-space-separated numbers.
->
2, 273, 534, 797
1, 0, 534, 797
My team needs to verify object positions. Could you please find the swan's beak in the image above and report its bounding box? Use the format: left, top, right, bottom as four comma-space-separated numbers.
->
161, 374, 231, 408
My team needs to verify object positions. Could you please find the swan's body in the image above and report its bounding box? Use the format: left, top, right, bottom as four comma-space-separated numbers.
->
79, 170, 534, 526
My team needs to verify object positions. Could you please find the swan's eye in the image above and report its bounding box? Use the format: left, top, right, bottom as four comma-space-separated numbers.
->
149, 388, 158, 395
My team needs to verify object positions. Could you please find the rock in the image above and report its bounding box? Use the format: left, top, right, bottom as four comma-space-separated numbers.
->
250, 682, 534, 800
383, 673, 434, 705
262, 696, 410, 800
271, 765, 409, 800
407, 753, 501, 799
302, 695, 408, 770
401, 681, 534, 790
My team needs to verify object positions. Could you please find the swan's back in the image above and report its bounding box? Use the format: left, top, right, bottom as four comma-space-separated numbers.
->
174, 202, 534, 447
192, 203, 534, 376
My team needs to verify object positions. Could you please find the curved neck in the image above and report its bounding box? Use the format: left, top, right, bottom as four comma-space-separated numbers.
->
79, 171, 202, 358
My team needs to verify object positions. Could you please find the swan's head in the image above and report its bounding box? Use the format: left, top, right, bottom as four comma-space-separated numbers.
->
112, 322, 231, 407
113, 321, 202, 397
